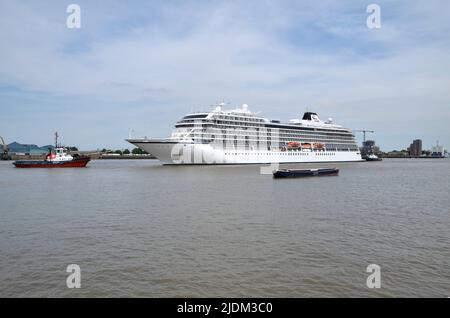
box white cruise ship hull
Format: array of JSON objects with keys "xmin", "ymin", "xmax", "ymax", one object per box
[{"xmin": 127, "ymin": 139, "xmax": 363, "ymax": 165}]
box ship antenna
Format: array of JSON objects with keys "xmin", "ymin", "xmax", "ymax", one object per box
[{"xmin": 55, "ymin": 131, "xmax": 59, "ymax": 148}]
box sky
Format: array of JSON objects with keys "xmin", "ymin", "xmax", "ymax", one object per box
[{"xmin": 0, "ymin": 0, "xmax": 449, "ymax": 151}]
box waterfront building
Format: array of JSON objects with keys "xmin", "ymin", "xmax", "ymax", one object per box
[
  {"xmin": 7, "ymin": 142, "xmax": 54, "ymax": 156},
  {"xmin": 408, "ymin": 139, "xmax": 422, "ymax": 157}
]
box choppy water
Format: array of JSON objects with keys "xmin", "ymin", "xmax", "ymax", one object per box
[{"xmin": 0, "ymin": 158, "xmax": 449, "ymax": 297}]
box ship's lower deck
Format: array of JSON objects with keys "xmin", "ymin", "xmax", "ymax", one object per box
[{"xmin": 127, "ymin": 140, "xmax": 363, "ymax": 165}]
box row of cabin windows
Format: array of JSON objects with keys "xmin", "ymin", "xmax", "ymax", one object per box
[
  {"xmin": 183, "ymin": 121, "xmax": 353, "ymax": 135},
  {"xmin": 176, "ymin": 125, "xmax": 354, "ymax": 141},
  {"xmin": 191, "ymin": 131, "xmax": 355, "ymax": 141},
  {"xmin": 216, "ymin": 115, "xmax": 264, "ymax": 123},
  {"xmin": 223, "ymin": 152, "xmax": 337, "ymax": 156},
  {"xmin": 182, "ymin": 126, "xmax": 354, "ymax": 138},
  {"xmin": 196, "ymin": 131, "xmax": 355, "ymax": 140},
  {"xmin": 212, "ymin": 123, "xmax": 351, "ymax": 135}
]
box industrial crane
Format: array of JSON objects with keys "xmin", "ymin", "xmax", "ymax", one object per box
[
  {"xmin": 1, "ymin": 135, "xmax": 9, "ymax": 160},
  {"xmin": 354, "ymin": 130, "xmax": 374, "ymax": 143}
]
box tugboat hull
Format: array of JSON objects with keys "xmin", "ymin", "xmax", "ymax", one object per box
[{"xmin": 13, "ymin": 157, "xmax": 90, "ymax": 168}]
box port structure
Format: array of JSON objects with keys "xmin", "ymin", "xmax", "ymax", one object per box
[
  {"xmin": 1, "ymin": 135, "xmax": 9, "ymax": 160},
  {"xmin": 354, "ymin": 130, "xmax": 375, "ymax": 143}
]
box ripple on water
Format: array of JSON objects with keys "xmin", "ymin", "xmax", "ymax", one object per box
[{"xmin": 0, "ymin": 159, "xmax": 449, "ymax": 297}]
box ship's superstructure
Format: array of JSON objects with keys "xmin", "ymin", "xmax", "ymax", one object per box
[{"xmin": 127, "ymin": 103, "xmax": 362, "ymax": 164}]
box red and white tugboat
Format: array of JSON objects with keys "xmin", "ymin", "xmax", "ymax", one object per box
[{"xmin": 13, "ymin": 132, "xmax": 90, "ymax": 168}]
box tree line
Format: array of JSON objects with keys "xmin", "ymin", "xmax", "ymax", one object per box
[{"xmin": 100, "ymin": 148, "xmax": 148, "ymax": 155}]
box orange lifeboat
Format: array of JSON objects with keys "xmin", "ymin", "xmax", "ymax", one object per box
[
  {"xmin": 301, "ymin": 143, "xmax": 312, "ymax": 149},
  {"xmin": 313, "ymin": 143, "xmax": 325, "ymax": 150},
  {"xmin": 287, "ymin": 141, "xmax": 301, "ymax": 149}
]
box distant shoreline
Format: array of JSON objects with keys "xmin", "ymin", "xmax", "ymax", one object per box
[
  {"xmin": 5, "ymin": 153, "xmax": 157, "ymax": 160},
  {"xmin": 380, "ymin": 155, "xmax": 448, "ymax": 159},
  {"xmin": 98, "ymin": 154, "xmax": 156, "ymax": 160}
]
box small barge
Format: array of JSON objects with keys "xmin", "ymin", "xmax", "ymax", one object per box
[{"xmin": 273, "ymin": 168, "xmax": 339, "ymax": 178}]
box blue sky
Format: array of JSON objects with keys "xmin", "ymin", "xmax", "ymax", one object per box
[{"xmin": 1, "ymin": 0, "xmax": 449, "ymax": 150}]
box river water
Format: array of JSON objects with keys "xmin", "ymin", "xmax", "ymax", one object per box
[{"xmin": 0, "ymin": 158, "xmax": 449, "ymax": 297}]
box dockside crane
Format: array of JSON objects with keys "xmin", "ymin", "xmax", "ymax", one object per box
[
  {"xmin": 1, "ymin": 135, "xmax": 9, "ymax": 160},
  {"xmin": 354, "ymin": 130, "xmax": 374, "ymax": 143}
]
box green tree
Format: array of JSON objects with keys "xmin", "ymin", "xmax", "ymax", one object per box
[
  {"xmin": 123, "ymin": 149, "xmax": 130, "ymax": 154},
  {"xmin": 114, "ymin": 150, "xmax": 123, "ymax": 155},
  {"xmin": 132, "ymin": 147, "xmax": 148, "ymax": 155}
]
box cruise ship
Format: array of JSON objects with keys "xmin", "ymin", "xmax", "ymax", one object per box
[{"xmin": 127, "ymin": 103, "xmax": 362, "ymax": 164}]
